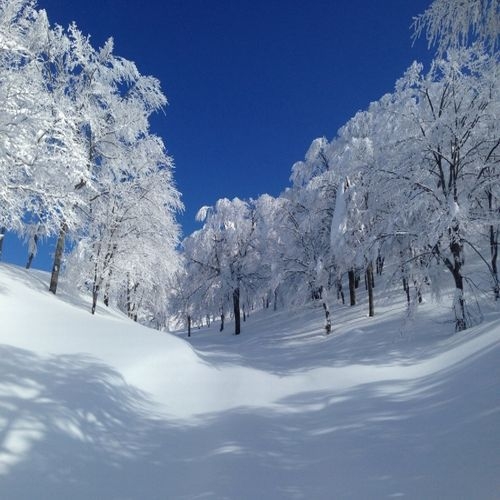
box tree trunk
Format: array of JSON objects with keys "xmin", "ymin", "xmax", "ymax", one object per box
[
  {"xmin": 0, "ymin": 227, "xmax": 5, "ymax": 260},
  {"xmin": 354, "ymin": 271, "xmax": 360, "ymax": 289},
  {"xmin": 126, "ymin": 274, "xmax": 132, "ymax": 317},
  {"xmin": 366, "ymin": 262, "xmax": 374, "ymax": 317},
  {"xmin": 126, "ymin": 281, "xmax": 139, "ymax": 320},
  {"xmin": 49, "ymin": 223, "xmax": 68, "ymax": 294},
  {"xmin": 487, "ymin": 191, "xmax": 499, "ymax": 300},
  {"xmin": 103, "ymin": 289, "xmax": 110, "ymax": 307},
  {"xmin": 102, "ymin": 243, "xmax": 116, "ymax": 307},
  {"xmin": 451, "ymin": 239, "xmax": 466, "ymax": 331},
  {"xmin": 220, "ymin": 312, "xmax": 225, "ymax": 332},
  {"xmin": 403, "ymin": 276, "xmax": 410, "ymax": 304},
  {"xmin": 337, "ymin": 280, "xmax": 345, "ymax": 305},
  {"xmin": 26, "ymin": 234, "xmax": 38, "ymax": 269},
  {"xmin": 376, "ymin": 253, "xmax": 384, "ymax": 275},
  {"xmin": 414, "ymin": 280, "xmax": 423, "ymax": 304},
  {"xmin": 233, "ymin": 286, "xmax": 241, "ymax": 335},
  {"xmin": 451, "ymin": 270, "xmax": 466, "ymax": 331},
  {"xmin": 91, "ymin": 258, "xmax": 103, "ymax": 315},
  {"xmin": 442, "ymin": 231, "xmax": 467, "ymax": 331},
  {"xmin": 273, "ymin": 287, "xmax": 279, "ymax": 311},
  {"xmin": 348, "ymin": 269, "xmax": 356, "ymax": 306},
  {"xmin": 323, "ymin": 302, "xmax": 331, "ymax": 334},
  {"xmin": 490, "ymin": 224, "xmax": 499, "ymax": 300},
  {"xmin": 103, "ymin": 268, "xmax": 112, "ymax": 307},
  {"xmin": 187, "ymin": 315, "xmax": 191, "ymax": 337},
  {"xmin": 91, "ymin": 284, "xmax": 99, "ymax": 315}
]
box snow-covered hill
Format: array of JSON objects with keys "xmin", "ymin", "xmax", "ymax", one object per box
[{"xmin": 0, "ymin": 263, "xmax": 499, "ymax": 499}]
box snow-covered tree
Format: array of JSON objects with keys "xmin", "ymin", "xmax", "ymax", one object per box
[
  {"xmin": 183, "ymin": 198, "xmax": 261, "ymax": 335},
  {"xmin": 0, "ymin": 1, "xmax": 183, "ymax": 325},
  {"xmin": 0, "ymin": 2, "xmax": 87, "ymax": 255},
  {"xmin": 66, "ymin": 135, "xmax": 181, "ymax": 317},
  {"xmin": 263, "ymin": 140, "xmax": 340, "ymax": 332},
  {"xmin": 375, "ymin": 47, "xmax": 499, "ymax": 329},
  {"xmin": 413, "ymin": 0, "xmax": 500, "ymax": 55}
]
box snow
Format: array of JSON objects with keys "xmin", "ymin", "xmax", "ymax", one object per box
[{"xmin": 1, "ymin": 263, "xmax": 499, "ymax": 499}]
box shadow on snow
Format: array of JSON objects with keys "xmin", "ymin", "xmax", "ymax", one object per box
[{"xmin": 0, "ymin": 340, "xmax": 498, "ymax": 500}]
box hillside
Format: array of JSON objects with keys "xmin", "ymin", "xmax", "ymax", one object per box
[{"xmin": 0, "ymin": 263, "xmax": 499, "ymax": 499}]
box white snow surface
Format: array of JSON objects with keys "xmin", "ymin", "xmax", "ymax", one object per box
[{"xmin": 0, "ymin": 263, "xmax": 499, "ymax": 499}]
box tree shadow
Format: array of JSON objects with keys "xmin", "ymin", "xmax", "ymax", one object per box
[
  {"xmin": 0, "ymin": 337, "xmax": 498, "ymax": 499},
  {"xmin": 159, "ymin": 340, "xmax": 499, "ymax": 499},
  {"xmin": 0, "ymin": 345, "xmax": 167, "ymax": 499}
]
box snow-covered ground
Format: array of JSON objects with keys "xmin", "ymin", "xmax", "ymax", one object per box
[{"xmin": 0, "ymin": 263, "xmax": 499, "ymax": 499}]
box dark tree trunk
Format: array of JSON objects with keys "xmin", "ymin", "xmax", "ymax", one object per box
[
  {"xmin": 91, "ymin": 260, "xmax": 100, "ymax": 315},
  {"xmin": 323, "ymin": 302, "xmax": 332, "ymax": 334},
  {"xmin": 490, "ymin": 224, "xmax": 499, "ymax": 300},
  {"xmin": 233, "ymin": 287, "xmax": 241, "ymax": 335},
  {"xmin": 337, "ymin": 280, "xmax": 345, "ymax": 305},
  {"xmin": 91, "ymin": 284, "xmax": 99, "ymax": 315},
  {"xmin": 220, "ymin": 313, "xmax": 225, "ymax": 332},
  {"xmin": 403, "ymin": 276, "xmax": 410, "ymax": 304},
  {"xmin": 26, "ymin": 234, "xmax": 38, "ymax": 269},
  {"xmin": 487, "ymin": 191, "xmax": 499, "ymax": 300},
  {"xmin": 348, "ymin": 269, "xmax": 356, "ymax": 306},
  {"xmin": 376, "ymin": 253, "xmax": 384, "ymax": 275},
  {"xmin": 103, "ymin": 271, "xmax": 111, "ymax": 306},
  {"xmin": 187, "ymin": 315, "xmax": 191, "ymax": 337},
  {"xmin": 413, "ymin": 280, "xmax": 423, "ymax": 304},
  {"xmin": 451, "ymin": 269, "xmax": 466, "ymax": 331},
  {"xmin": 354, "ymin": 271, "xmax": 360, "ymax": 289},
  {"xmin": 0, "ymin": 227, "xmax": 5, "ymax": 260},
  {"xmin": 126, "ymin": 274, "xmax": 132, "ymax": 318},
  {"xmin": 262, "ymin": 295, "xmax": 270, "ymax": 309},
  {"xmin": 440, "ymin": 231, "xmax": 467, "ymax": 331},
  {"xmin": 49, "ymin": 223, "xmax": 68, "ymax": 294},
  {"xmin": 126, "ymin": 280, "xmax": 139, "ymax": 320},
  {"xmin": 366, "ymin": 262, "xmax": 374, "ymax": 317},
  {"xmin": 102, "ymin": 244, "xmax": 116, "ymax": 308},
  {"xmin": 450, "ymin": 239, "xmax": 466, "ymax": 331},
  {"xmin": 417, "ymin": 287, "xmax": 423, "ymax": 304},
  {"xmin": 103, "ymin": 264, "xmax": 114, "ymax": 307}
]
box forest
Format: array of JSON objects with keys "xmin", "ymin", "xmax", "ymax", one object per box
[{"xmin": 0, "ymin": 0, "xmax": 498, "ymax": 333}]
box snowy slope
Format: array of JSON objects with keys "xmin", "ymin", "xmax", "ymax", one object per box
[{"xmin": 0, "ymin": 263, "xmax": 499, "ymax": 499}]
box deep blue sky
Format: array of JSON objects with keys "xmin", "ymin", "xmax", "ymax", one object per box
[{"xmin": 3, "ymin": 0, "xmax": 433, "ymax": 270}]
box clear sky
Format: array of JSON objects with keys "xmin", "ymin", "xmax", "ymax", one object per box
[{"xmin": 3, "ymin": 0, "xmax": 434, "ymax": 270}]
